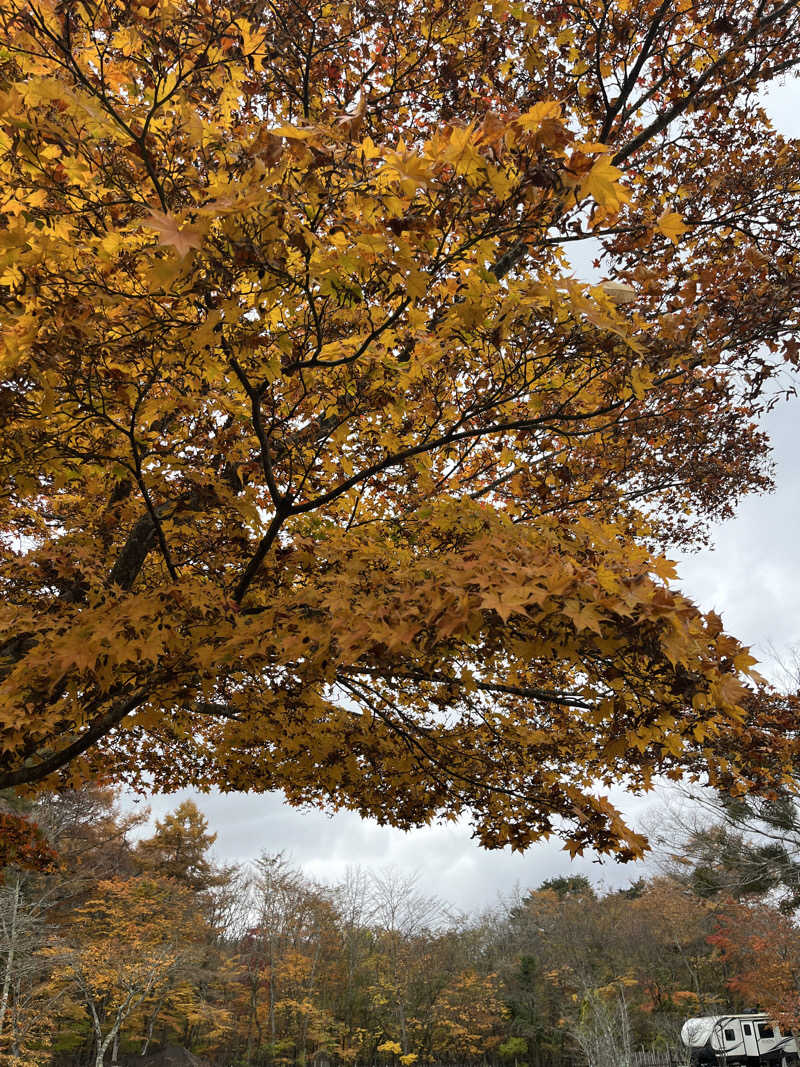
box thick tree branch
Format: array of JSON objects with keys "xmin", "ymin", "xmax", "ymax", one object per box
[
  {"xmin": 0, "ymin": 690, "xmax": 149, "ymax": 790},
  {"xmin": 337, "ymin": 666, "xmax": 596, "ymax": 710}
]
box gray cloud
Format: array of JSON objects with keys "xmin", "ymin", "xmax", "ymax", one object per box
[
  {"xmin": 130, "ymin": 788, "xmax": 653, "ymax": 912},
  {"xmin": 674, "ymin": 403, "xmax": 800, "ymax": 672}
]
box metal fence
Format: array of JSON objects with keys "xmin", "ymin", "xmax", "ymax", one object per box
[{"xmin": 630, "ymin": 1048, "xmax": 686, "ymax": 1067}]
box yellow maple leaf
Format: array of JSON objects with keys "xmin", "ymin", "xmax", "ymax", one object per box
[
  {"xmin": 651, "ymin": 556, "xmax": 678, "ymax": 582},
  {"xmin": 657, "ymin": 210, "xmax": 688, "ymax": 244},
  {"xmin": 580, "ymin": 156, "xmax": 630, "ymax": 211},
  {"xmin": 269, "ymin": 123, "xmax": 317, "ymax": 140},
  {"xmin": 563, "ymin": 838, "xmax": 585, "ymax": 858},
  {"xmin": 566, "ymin": 601, "xmax": 604, "ymax": 635},
  {"xmin": 516, "ymin": 101, "xmax": 562, "ymax": 130},
  {"xmin": 381, "ymin": 143, "xmax": 431, "ymax": 189}
]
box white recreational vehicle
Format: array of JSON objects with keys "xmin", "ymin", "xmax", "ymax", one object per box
[{"xmin": 681, "ymin": 1015, "xmax": 798, "ymax": 1067}]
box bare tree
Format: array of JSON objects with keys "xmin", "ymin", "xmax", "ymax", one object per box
[{"xmin": 569, "ymin": 983, "xmax": 634, "ymax": 1067}]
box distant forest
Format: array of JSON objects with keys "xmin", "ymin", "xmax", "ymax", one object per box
[{"xmin": 3, "ymin": 788, "xmax": 800, "ymax": 1067}]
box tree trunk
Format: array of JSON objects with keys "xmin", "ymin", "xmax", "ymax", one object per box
[
  {"xmin": 9, "ymin": 976, "xmax": 21, "ymax": 1059},
  {"xmin": 399, "ymin": 1004, "xmax": 408, "ymax": 1055},
  {"xmin": 97, "ymin": 1019, "xmax": 123, "ymax": 1067},
  {"xmin": 141, "ymin": 994, "xmax": 165, "ymax": 1055},
  {"xmin": 269, "ymin": 944, "xmax": 277, "ymax": 1046},
  {"xmin": 0, "ymin": 873, "xmax": 21, "ymax": 1038},
  {"xmin": 93, "ymin": 1001, "xmax": 128, "ymax": 1067}
]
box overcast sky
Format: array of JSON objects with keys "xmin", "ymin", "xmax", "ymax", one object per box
[{"xmin": 127, "ymin": 80, "xmax": 800, "ymax": 916}]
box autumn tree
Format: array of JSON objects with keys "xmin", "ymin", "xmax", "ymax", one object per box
[
  {"xmin": 330, "ymin": 867, "xmax": 379, "ymax": 1058},
  {"xmin": 429, "ymin": 969, "xmax": 507, "ymax": 1059},
  {"xmin": 0, "ymin": 788, "xmax": 147, "ymax": 1065},
  {"xmin": 44, "ymin": 876, "xmax": 203, "ymax": 1067},
  {"xmin": 135, "ymin": 799, "xmax": 233, "ymax": 900},
  {"xmin": 232, "ymin": 853, "xmax": 343, "ymax": 1064},
  {"xmin": 0, "ymin": 791, "xmax": 241, "ymax": 1061},
  {"xmin": 3, "ymin": 0, "xmax": 800, "ymax": 855},
  {"xmin": 708, "ymin": 900, "xmax": 800, "ymax": 1029},
  {"xmin": 364, "ymin": 869, "xmax": 451, "ymax": 1056},
  {"xmin": 0, "ymin": 866, "xmax": 58, "ymax": 1066}
]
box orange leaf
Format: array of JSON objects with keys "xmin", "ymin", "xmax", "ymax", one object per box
[{"xmin": 141, "ymin": 210, "xmax": 205, "ymax": 257}]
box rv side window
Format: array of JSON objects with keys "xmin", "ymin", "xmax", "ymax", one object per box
[
  {"xmin": 743, "ymin": 1025, "xmax": 753, "ymax": 1036},
  {"xmin": 724, "ymin": 1029, "xmax": 736, "ymax": 1041},
  {"xmin": 758, "ymin": 1024, "xmax": 775, "ymax": 1039}
]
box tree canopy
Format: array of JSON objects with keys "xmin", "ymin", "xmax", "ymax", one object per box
[{"xmin": 2, "ymin": 0, "xmax": 800, "ymax": 856}]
